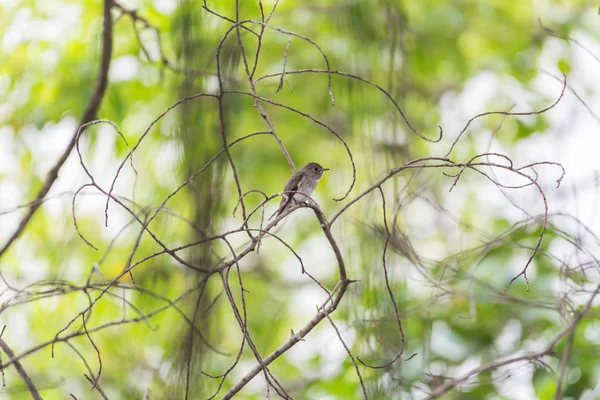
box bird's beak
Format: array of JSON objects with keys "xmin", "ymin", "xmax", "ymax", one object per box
[{"xmin": 322, "ymin": 168, "xmax": 330, "ymax": 171}]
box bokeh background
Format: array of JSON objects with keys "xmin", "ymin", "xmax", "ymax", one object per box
[{"xmin": 1, "ymin": 0, "xmax": 600, "ymax": 399}]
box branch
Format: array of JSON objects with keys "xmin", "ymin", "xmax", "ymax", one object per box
[
  {"xmin": 427, "ymin": 280, "xmax": 600, "ymax": 399},
  {"xmin": 0, "ymin": 0, "xmax": 114, "ymax": 259},
  {"xmin": 425, "ymin": 350, "xmax": 553, "ymax": 399},
  {"xmin": 222, "ymin": 206, "xmax": 350, "ymax": 398},
  {"xmin": 0, "ymin": 337, "xmax": 43, "ymax": 400}
]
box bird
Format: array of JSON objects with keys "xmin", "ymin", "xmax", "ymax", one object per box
[{"xmin": 275, "ymin": 162, "xmax": 329, "ymax": 217}]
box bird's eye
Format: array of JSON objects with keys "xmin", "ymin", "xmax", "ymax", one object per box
[{"xmin": 313, "ymin": 167, "xmax": 319, "ymax": 172}]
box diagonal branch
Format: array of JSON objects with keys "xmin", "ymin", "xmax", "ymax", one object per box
[
  {"xmin": 0, "ymin": 337, "xmax": 43, "ymax": 400},
  {"xmin": 222, "ymin": 204, "xmax": 350, "ymax": 399},
  {"xmin": 0, "ymin": 0, "xmax": 115, "ymax": 259}
]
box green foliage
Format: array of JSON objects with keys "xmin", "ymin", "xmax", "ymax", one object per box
[{"xmin": 0, "ymin": 0, "xmax": 597, "ymax": 399}]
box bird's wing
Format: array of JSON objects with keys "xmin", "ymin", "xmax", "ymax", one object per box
[
  {"xmin": 276, "ymin": 171, "xmax": 303, "ymax": 216},
  {"xmin": 283, "ymin": 171, "xmax": 303, "ymax": 193}
]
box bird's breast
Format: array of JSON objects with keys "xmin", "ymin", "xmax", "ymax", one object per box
[{"xmin": 293, "ymin": 178, "xmax": 318, "ymax": 203}]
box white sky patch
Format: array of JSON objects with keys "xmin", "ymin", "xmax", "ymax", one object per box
[
  {"xmin": 494, "ymin": 360, "xmax": 536, "ymax": 399},
  {"xmin": 450, "ymin": 355, "xmax": 482, "ymax": 392},
  {"xmin": 0, "ymin": 125, "xmax": 17, "ymax": 174},
  {"xmin": 431, "ymin": 321, "xmax": 468, "ymax": 361},
  {"xmin": 2, "ymin": 3, "xmax": 82, "ymax": 52},
  {"xmin": 287, "ymin": 284, "xmax": 332, "ymax": 319},
  {"xmin": 110, "ymin": 55, "xmax": 140, "ymax": 82},
  {"xmin": 26, "ymin": 117, "xmax": 78, "ymax": 176},
  {"xmin": 0, "ymin": 0, "xmax": 21, "ymax": 10},
  {"xmin": 494, "ymin": 318, "xmax": 522, "ymax": 354},
  {"xmin": 153, "ymin": 0, "xmax": 177, "ymax": 14},
  {"xmin": 40, "ymin": 48, "xmax": 59, "ymax": 70},
  {"xmin": 295, "ymin": 233, "xmax": 338, "ymax": 280}
]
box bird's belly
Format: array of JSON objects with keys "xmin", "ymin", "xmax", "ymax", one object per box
[
  {"xmin": 292, "ymin": 192, "xmax": 310, "ymax": 203},
  {"xmin": 293, "ymin": 180, "xmax": 317, "ymax": 203}
]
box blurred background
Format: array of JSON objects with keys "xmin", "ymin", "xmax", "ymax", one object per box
[{"xmin": 1, "ymin": 0, "xmax": 600, "ymax": 399}]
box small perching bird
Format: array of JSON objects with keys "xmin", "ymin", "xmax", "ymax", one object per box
[{"xmin": 275, "ymin": 162, "xmax": 329, "ymax": 217}]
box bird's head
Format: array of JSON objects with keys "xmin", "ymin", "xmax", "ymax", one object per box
[{"xmin": 302, "ymin": 162, "xmax": 329, "ymax": 178}]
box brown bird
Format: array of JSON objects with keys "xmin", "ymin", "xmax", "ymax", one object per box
[{"xmin": 275, "ymin": 162, "xmax": 329, "ymax": 217}]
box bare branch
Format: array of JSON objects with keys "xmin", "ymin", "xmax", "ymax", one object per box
[
  {"xmin": 0, "ymin": 0, "xmax": 115, "ymax": 259},
  {"xmin": 0, "ymin": 337, "xmax": 43, "ymax": 400}
]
